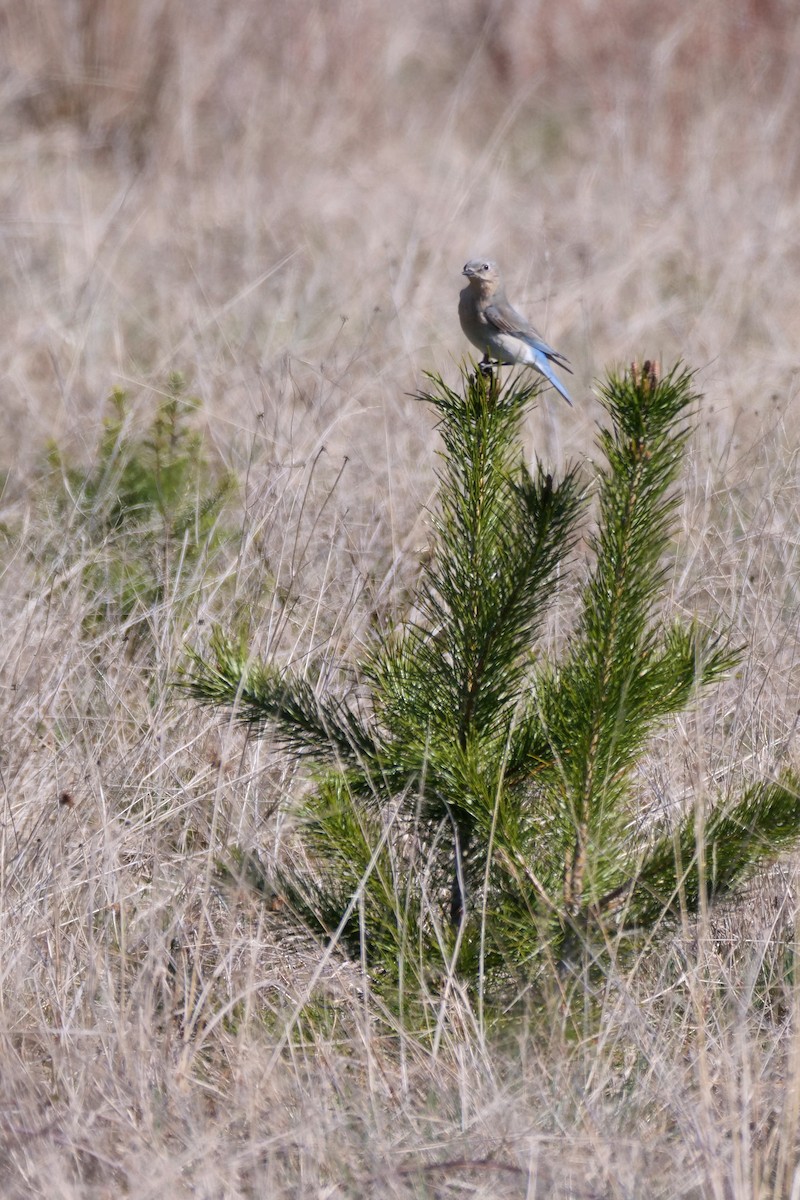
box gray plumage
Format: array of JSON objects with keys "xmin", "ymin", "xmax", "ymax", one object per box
[{"xmin": 458, "ymin": 259, "xmax": 573, "ymax": 406}]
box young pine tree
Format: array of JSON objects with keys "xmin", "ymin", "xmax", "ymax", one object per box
[{"xmin": 186, "ymin": 362, "xmax": 800, "ymax": 1002}]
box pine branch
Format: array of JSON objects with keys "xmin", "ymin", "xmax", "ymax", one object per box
[
  {"xmin": 375, "ymin": 370, "xmax": 583, "ymax": 747},
  {"xmin": 183, "ymin": 629, "xmax": 381, "ymax": 767},
  {"xmin": 549, "ymin": 365, "xmax": 701, "ymax": 911},
  {"xmin": 615, "ymin": 773, "xmax": 800, "ymax": 927}
]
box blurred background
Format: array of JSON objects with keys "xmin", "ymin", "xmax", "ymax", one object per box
[
  {"xmin": 2, "ymin": 9, "xmax": 800, "ymax": 1193},
  {"xmin": 2, "ymin": 0, "xmax": 799, "ymax": 479}
]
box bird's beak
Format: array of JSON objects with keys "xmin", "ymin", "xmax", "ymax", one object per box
[{"xmin": 462, "ymin": 265, "xmax": 473, "ymax": 277}]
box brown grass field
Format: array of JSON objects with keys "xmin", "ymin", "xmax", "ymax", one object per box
[{"xmin": 1, "ymin": 1, "xmax": 800, "ymax": 1195}]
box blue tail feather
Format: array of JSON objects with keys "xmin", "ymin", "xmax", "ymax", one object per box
[{"xmin": 530, "ymin": 348, "xmax": 573, "ymax": 407}]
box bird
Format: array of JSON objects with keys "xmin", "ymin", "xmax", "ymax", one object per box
[{"xmin": 458, "ymin": 259, "xmax": 573, "ymax": 405}]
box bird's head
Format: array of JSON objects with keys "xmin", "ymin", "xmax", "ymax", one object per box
[{"xmin": 462, "ymin": 259, "xmax": 501, "ymax": 291}]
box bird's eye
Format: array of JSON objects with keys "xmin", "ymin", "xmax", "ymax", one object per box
[{"xmin": 482, "ymin": 262, "xmax": 490, "ymax": 270}]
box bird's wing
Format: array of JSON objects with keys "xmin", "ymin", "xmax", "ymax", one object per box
[{"xmin": 484, "ymin": 302, "xmax": 572, "ymax": 373}]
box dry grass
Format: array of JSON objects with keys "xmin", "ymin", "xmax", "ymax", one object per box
[{"xmin": 1, "ymin": 1, "xmax": 800, "ymax": 1195}]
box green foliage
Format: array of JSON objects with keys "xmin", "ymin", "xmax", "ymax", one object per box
[
  {"xmin": 47, "ymin": 374, "xmax": 235, "ymax": 640},
  {"xmin": 185, "ymin": 362, "xmax": 800, "ymax": 1010}
]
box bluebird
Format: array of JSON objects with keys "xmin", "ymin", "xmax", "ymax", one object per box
[{"xmin": 458, "ymin": 259, "xmax": 573, "ymax": 405}]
